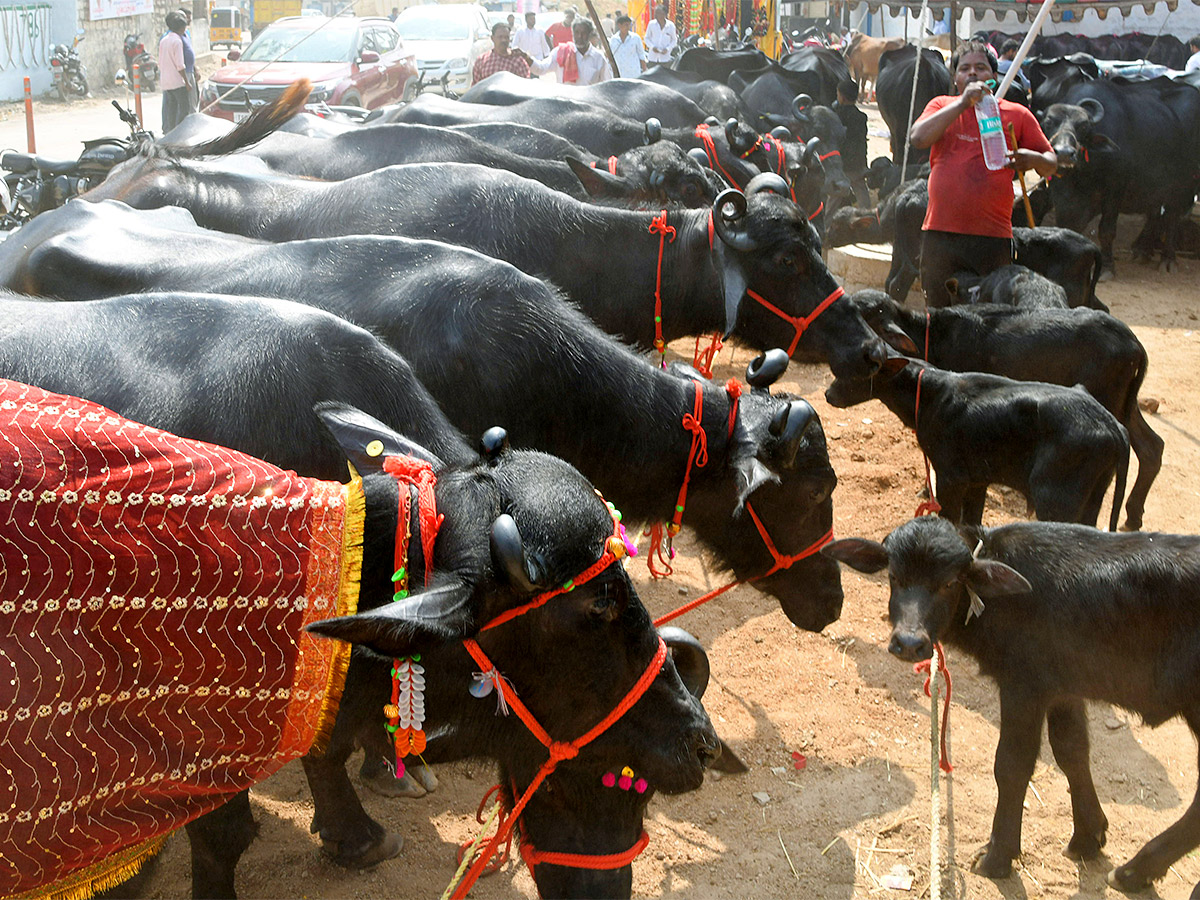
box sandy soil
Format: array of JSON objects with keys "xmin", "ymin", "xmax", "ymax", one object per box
[{"xmin": 117, "ymin": 107, "xmax": 1200, "ymax": 900}]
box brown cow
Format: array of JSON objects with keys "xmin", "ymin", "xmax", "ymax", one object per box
[{"xmin": 843, "ymin": 33, "xmax": 906, "ymax": 98}]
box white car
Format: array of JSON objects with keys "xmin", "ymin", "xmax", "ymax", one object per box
[{"xmin": 393, "ymin": 3, "xmax": 492, "ymax": 95}]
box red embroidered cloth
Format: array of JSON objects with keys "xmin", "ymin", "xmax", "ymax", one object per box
[{"xmin": 0, "ymin": 380, "xmax": 364, "ymax": 900}]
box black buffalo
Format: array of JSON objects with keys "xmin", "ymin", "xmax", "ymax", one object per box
[
  {"xmin": 1025, "ymin": 53, "xmax": 1099, "ymax": 112},
  {"xmin": 639, "ymin": 65, "xmax": 752, "ymax": 121},
  {"xmin": 844, "ymin": 289, "xmax": 1162, "ymax": 530},
  {"xmin": 3, "ymin": 199, "xmax": 845, "ymax": 632},
  {"xmin": 875, "ymin": 45, "xmax": 951, "ymax": 166},
  {"xmin": 825, "ymin": 514, "xmax": 1200, "ymax": 891},
  {"xmin": 675, "ymin": 45, "xmax": 770, "ymax": 83},
  {"xmin": 0, "ymin": 291, "xmax": 719, "ymax": 899}
]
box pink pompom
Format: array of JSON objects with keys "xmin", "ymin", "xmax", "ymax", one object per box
[
  {"xmin": 394, "ymin": 759, "xmax": 406, "ymax": 779},
  {"xmin": 601, "ymin": 772, "xmax": 616, "ymax": 788},
  {"xmin": 618, "ymin": 775, "xmax": 633, "ymax": 790},
  {"xmin": 634, "ymin": 778, "xmax": 648, "ymax": 794}
]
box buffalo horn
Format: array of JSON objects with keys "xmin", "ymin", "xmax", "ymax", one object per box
[
  {"xmin": 802, "ymin": 136, "xmax": 821, "ymax": 166},
  {"xmin": 703, "ymin": 115, "xmax": 720, "ymax": 127},
  {"xmin": 791, "ymin": 93, "xmax": 813, "ymax": 121},
  {"xmin": 770, "ymin": 399, "xmax": 817, "ymax": 447},
  {"xmin": 650, "ymin": 170, "xmax": 666, "ymax": 188},
  {"xmin": 658, "ymin": 625, "xmax": 710, "ymax": 699},
  {"xmin": 712, "ymin": 189, "xmax": 758, "ymax": 252},
  {"xmin": 490, "ymin": 514, "xmax": 541, "ymax": 593},
  {"xmin": 480, "ymin": 426, "xmax": 508, "ymax": 463},
  {"xmin": 643, "ymin": 117, "xmax": 663, "ymax": 145},
  {"xmin": 745, "ymin": 172, "xmax": 791, "ymax": 198},
  {"xmin": 1079, "ymin": 97, "xmax": 1104, "ymax": 123},
  {"xmin": 724, "ymin": 117, "xmax": 755, "ymax": 154},
  {"xmin": 687, "ymin": 147, "xmax": 711, "ymax": 168},
  {"xmin": 746, "ymin": 348, "xmax": 790, "ymax": 390},
  {"xmin": 769, "ymin": 125, "xmax": 793, "ymax": 142}
]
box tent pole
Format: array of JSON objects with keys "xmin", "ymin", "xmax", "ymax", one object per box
[
  {"xmin": 995, "ymin": 0, "xmax": 1056, "ymax": 100},
  {"xmin": 949, "ymin": 0, "xmax": 956, "ymax": 57}
]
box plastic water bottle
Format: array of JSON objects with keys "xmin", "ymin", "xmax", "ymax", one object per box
[{"xmin": 974, "ymin": 89, "xmax": 1009, "ymax": 171}]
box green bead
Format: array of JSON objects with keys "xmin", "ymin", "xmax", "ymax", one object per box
[
  {"xmin": 564, "ymin": 579, "xmax": 574, "ymax": 591},
  {"xmin": 675, "ymin": 504, "xmax": 685, "ymax": 513},
  {"xmin": 654, "ymin": 316, "xmax": 662, "ymax": 323},
  {"xmin": 614, "ymin": 509, "xmax": 622, "ymax": 522},
  {"xmin": 391, "ymin": 567, "xmax": 406, "ymax": 582},
  {"xmin": 412, "ymin": 654, "xmax": 421, "ymax": 662},
  {"xmin": 393, "ymin": 590, "xmax": 408, "ymax": 602},
  {"xmin": 385, "ymin": 723, "xmax": 398, "ymax": 733}
]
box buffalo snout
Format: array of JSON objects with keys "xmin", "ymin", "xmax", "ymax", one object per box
[{"xmin": 888, "ymin": 628, "xmax": 932, "ymax": 662}]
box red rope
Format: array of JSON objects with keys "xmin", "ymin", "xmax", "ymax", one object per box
[
  {"xmin": 691, "ymin": 332, "xmax": 724, "ymax": 378},
  {"xmin": 913, "ymin": 642, "xmax": 954, "ymax": 773},
  {"xmin": 817, "ymin": 149, "xmax": 840, "ymax": 161},
  {"xmin": 452, "ymin": 638, "xmax": 668, "ymax": 898},
  {"xmin": 521, "ymin": 829, "xmax": 651, "ymax": 871},
  {"xmin": 649, "ymin": 209, "xmax": 677, "ymax": 366},
  {"xmin": 724, "ymin": 379, "xmax": 741, "ymax": 441},
  {"xmin": 646, "ymin": 381, "xmax": 709, "ymax": 576},
  {"xmin": 807, "ymin": 199, "xmax": 824, "ymax": 222},
  {"xmin": 913, "ymin": 365, "xmax": 942, "ymax": 517},
  {"xmin": 607, "ymin": 155, "xmax": 618, "ymax": 175},
  {"xmin": 694, "ymin": 123, "xmax": 742, "ymax": 188},
  {"xmin": 383, "ymin": 455, "xmax": 442, "ymax": 586},
  {"xmin": 743, "ymin": 285, "xmax": 844, "ymax": 356}
]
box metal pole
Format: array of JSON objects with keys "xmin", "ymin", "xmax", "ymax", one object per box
[
  {"xmin": 23, "ymin": 77, "xmax": 35, "ymax": 153},
  {"xmin": 995, "ymin": 0, "xmax": 1056, "ymax": 101},
  {"xmin": 132, "ymin": 63, "xmax": 144, "ymax": 128}
]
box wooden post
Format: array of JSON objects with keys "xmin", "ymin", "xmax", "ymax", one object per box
[
  {"xmin": 584, "ymin": 0, "xmax": 621, "ymax": 78},
  {"xmin": 23, "ymin": 77, "xmax": 34, "ymax": 153},
  {"xmin": 948, "ymin": 0, "xmax": 957, "ymax": 58},
  {"xmin": 132, "ymin": 63, "xmax": 144, "ymax": 128}
]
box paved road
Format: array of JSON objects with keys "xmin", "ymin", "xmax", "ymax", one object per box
[{"xmin": 0, "ymin": 92, "xmax": 164, "ymax": 161}]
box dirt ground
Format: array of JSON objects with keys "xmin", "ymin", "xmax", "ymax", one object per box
[{"xmin": 117, "ymin": 106, "xmax": 1200, "ymax": 900}]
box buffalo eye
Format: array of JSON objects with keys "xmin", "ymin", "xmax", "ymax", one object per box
[
  {"xmin": 681, "ymin": 181, "xmax": 700, "ymax": 201},
  {"xmin": 777, "ymin": 253, "xmax": 795, "ymax": 269},
  {"xmin": 587, "ymin": 583, "xmax": 621, "ymax": 623}
]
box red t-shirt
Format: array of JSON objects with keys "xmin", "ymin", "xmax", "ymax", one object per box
[
  {"xmin": 545, "ymin": 22, "xmax": 572, "ymax": 48},
  {"xmin": 921, "ymin": 95, "xmax": 1052, "ymax": 239}
]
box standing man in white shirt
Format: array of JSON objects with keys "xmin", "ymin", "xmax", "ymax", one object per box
[
  {"xmin": 526, "ymin": 18, "xmax": 612, "ymax": 84},
  {"xmin": 1185, "ymin": 35, "xmax": 1200, "ymax": 73},
  {"xmin": 644, "ymin": 4, "xmax": 677, "ymax": 64},
  {"xmin": 512, "ymin": 11, "xmax": 550, "ymax": 59},
  {"xmin": 609, "ymin": 14, "xmax": 646, "ymax": 77}
]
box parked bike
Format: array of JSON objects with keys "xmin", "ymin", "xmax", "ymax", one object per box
[
  {"xmin": 115, "ymin": 33, "xmax": 159, "ymax": 92},
  {"xmin": 0, "ymin": 101, "xmax": 152, "ymax": 229},
  {"xmin": 51, "ymin": 30, "xmax": 89, "ymax": 101}
]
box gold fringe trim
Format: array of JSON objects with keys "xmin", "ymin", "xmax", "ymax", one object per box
[
  {"xmin": 10, "ymin": 832, "xmax": 171, "ymax": 900},
  {"xmin": 309, "ymin": 472, "xmax": 365, "ymax": 756}
]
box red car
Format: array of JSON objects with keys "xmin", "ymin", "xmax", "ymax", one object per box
[{"xmin": 201, "ymin": 15, "xmax": 417, "ymax": 121}]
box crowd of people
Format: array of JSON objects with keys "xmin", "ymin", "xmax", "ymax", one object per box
[{"xmin": 471, "ymin": 3, "xmax": 680, "ymax": 85}]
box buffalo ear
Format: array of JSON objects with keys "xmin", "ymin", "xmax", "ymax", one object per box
[
  {"xmin": 944, "ymin": 276, "xmax": 959, "ymax": 298},
  {"xmin": 1088, "ymin": 133, "xmax": 1118, "ymax": 152},
  {"xmin": 963, "ymin": 558, "xmax": 1031, "ymax": 599},
  {"xmin": 734, "ymin": 455, "xmax": 779, "ymax": 508},
  {"xmin": 567, "ymin": 155, "xmax": 624, "ymax": 196},
  {"xmin": 306, "ymin": 578, "xmax": 477, "ymax": 657},
  {"xmin": 882, "ymin": 324, "xmax": 920, "ymax": 356},
  {"xmin": 821, "ymin": 537, "xmax": 889, "ymax": 573},
  {"xmin": 314, "ymin": 401, "xmax": 443, "ymax": 476}
]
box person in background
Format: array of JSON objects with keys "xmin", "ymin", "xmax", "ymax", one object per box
[
  {"xmin": 176, "ymin": 7, "xmax": 198, "ymax": 108},
  {"xmin": 997, "ymin": 38, "xmax": 1030, "ymax": 91},
  {"xmin": 609, "ymin": 13, "xmax": 646, "ymax": 76},
  {"xmin": 507, "ymin": 13, "xmax": 516, "ymax": 30},
  {"xmin": 601, "ymin": 10, "xmax": 615, "ymax": 35},
  {"xmin": 908, "ymin": 40, "xmax": 1057, "ymax": 307},
  {"xmin": 389, "ymin": 6, "xmax": 399, "ymax": 20},
  {"xmin": 544, "ymin": 8, "xmax": 575, "ymax": 48},
  {"xmin": 513, "ymin": 10, "xmax": 550, "ymax": 58},
  {"xmin": 158, "ymin": 11, "xmax": 190, "ymax": 134},
  {"xmin": 1185, "ymin": 34, "xmax": 1200, "ymax": 73},
  {"xmin": 644, "ymin": 3, "xmax": 677, "ymax": 63},
  {"xmin": 472, "ymin": 22, "xmax": 531, "ymax": 84},
  {"xmin": 833, "ymin": 79, "xmax": 870, "ymax": 206},
  {"xmin": 527, "ymin": 17, "xmax": 611, "ymax": 83}
]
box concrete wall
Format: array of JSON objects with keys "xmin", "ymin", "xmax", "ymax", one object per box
[
  {"xmin": 0, "ymin": 1, "xmax": 77, "ymax": 99},
  {"xmin": 75, "ymin": 0, "xmax": 209, "ymax": 95}
]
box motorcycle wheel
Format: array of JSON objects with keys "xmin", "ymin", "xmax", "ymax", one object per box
[
  {"xmin": 56, "ymin": 81, "xmax": 67, "ymax": 102},
  {"xmin": 72, "ymin": 74, "xmax": 88, "ymax": 97}
]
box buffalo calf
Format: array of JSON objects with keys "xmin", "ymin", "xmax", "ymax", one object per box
[
  {"xmin": 946, "ymin": 264, "xmax": 1069, "ymax": 309},
  {"xmin": 825, "ymin": 356, "xmax": 1129, "ymax": 529},
  {"xmin": 824, "ymin": 515, "xmax": 1200, "ymax": 892}
]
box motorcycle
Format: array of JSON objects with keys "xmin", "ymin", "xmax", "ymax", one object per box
[
  {"xmin": 0, "ymin": 101, "xmax": 153, "ymax": 229},
  {"xmin": 116, "ymin": 33, "xmax": 158, "ymax": 92},
  {"xmin": 51, "ymin": 30, "xmax": 89, "ymax": 101}
]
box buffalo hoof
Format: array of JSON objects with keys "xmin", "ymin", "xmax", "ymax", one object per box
[
  {"xmin": 360, "ymin": 767, "xmax": 426, "ymax": 799},
  {"xmin": 971, "ymin": 844, "xmax": 1014, "ymax": 879},
  {"xmin": 411, "ymin": 764, "xmax": 439, "ymax": 793},
  {"xmin": 1107, "ymin": 862, "xmax": 1152, "ymax": 892},
  {"xmin": 323, "ymin": 831, "xmax": 404, "ymax": 869},
  {"xmin": 1064, "ymin": 828, "xmax": 1106, "ymax": 860},
  {"xmin": 1120, "ymin": 518, "xmax": 1143, "ymax": 532},
  {"xmin": 1159, "ymin": 258, "xmax": 1178, "ymax": 274},
  {"xmin": 1097, "ymin": 269, "xmax": 1115, "ymax": 283}
]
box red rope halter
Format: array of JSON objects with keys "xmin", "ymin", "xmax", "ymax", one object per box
[
  {"xmin": 694, "ymin": 122, "xmax": 742, "ymax": 188},
  {"xmin": 649, "ymin": 209, "xmax": 677, "ymax": 366},
  {"xmin": 589, "ymin": 156, "xmax": 619, "ymax": 175},
  {"xmin": 450, "ymin": 505, "xmax": 666, "ymax": 898},
  {"xmin": 743, "ymin": 285, "xmax": 845, "ymax": 357},
  {"xmin": 913, "ymin": 642, "xmax": 954, "ymax": 772}
]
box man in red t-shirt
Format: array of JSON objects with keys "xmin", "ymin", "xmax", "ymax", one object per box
[
  {"xmin": 545, "ymin": 8, "xmax": 576, "ymax": 48},
  {"xmin": 909, "ymin": 41, "xmax": 1057, "ymax": 306}
]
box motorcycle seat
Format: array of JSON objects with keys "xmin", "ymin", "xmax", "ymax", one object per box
[
  {"xmin": 1, "ymin": 152, "xmax": 35, "ymax": 174},
  {"xmin": 34, "ymin": 157, "xmax": 80, "ymax": 176}
]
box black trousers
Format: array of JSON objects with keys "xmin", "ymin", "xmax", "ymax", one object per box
[{"xmin": 920, "ymin": 229, "xmax": 1013, "ymax": 308}]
